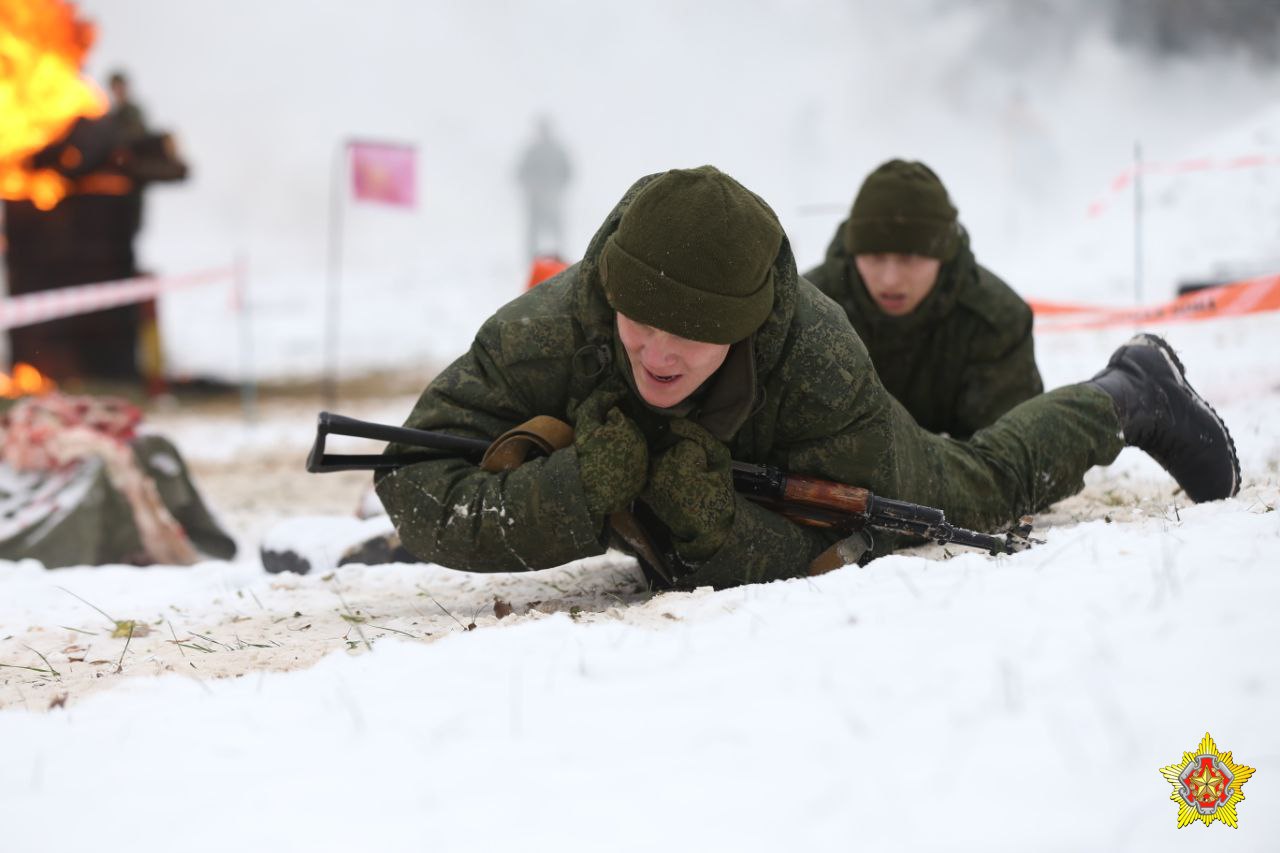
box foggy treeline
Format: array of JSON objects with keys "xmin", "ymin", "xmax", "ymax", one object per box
[
  {"xmin": 1113, "ymin": 0, "xmax": 1280, "ymax": 62},
  {"xmin": 948, "ymin": 0, "xmax": 1280, "ymax": 65}
]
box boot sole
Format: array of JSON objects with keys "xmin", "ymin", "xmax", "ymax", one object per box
[{"xmin": 1132, "ymin": 333, "xmax": 1241, "ymax": 499}]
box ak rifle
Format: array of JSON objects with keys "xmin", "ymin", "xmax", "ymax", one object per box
[{"xmin": 306, "ymin": 411, "xmax": 1034, "ymax": 556}]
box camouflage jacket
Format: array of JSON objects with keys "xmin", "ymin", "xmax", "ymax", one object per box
[
  {"xmin": 803, "ymin": 225, "xmax": 1042, "ymax": 438},
  {"xmin": 376, "ymin": 174, "xmax": 912, "ymax": 589}
]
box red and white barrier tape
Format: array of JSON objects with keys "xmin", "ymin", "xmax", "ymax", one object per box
[
  {"xmin": 0, "ymin": 267, "xmax": 236, "ymax": 331},
  {"xmin": 1087, "ymin": 153, "xmax": 1280, "ymax": 217}
]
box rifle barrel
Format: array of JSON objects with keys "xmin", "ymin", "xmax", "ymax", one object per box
[{"xmin": 309, "ymin": 412, "xmax": 1027, "ymax": 555}]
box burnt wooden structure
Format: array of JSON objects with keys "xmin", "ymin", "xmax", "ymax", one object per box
[{"xmin": 4, "ymin": 115, "xmax": 187, "ymax": 383}]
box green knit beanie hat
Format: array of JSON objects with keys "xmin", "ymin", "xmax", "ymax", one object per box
[
  {"xmin": 601, "ymin": 165, "xmax": 782, "ymax": 344},
  {"xmin": 843, "ymin": 159, "xmax": 960, "ymax": 260}
]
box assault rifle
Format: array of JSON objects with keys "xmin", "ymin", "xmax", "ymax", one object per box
[{"xmin": 306, "ymin": 411, "xmax": 1035, "ymax": 557}]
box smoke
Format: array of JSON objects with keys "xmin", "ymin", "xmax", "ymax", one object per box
[
  {"xmin": 941, "ymin": 0, "xmax": 1280, "ymax": 66},
  {"xmin": 62, "ymin": 0, "xmax": 1280, "ymax": 379},
  {"xmin": 1110, "ymin": 0, "xmax": 1280, "ymax": 64}
]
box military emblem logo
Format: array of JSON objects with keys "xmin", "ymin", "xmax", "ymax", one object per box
[{"xmin": 1160, "ymin": 732, "xmax": 1255, "ymax": 828}]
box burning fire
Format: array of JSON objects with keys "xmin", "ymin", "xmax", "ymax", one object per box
[
  {"xmin": 0, "ymin": 0, "xmax": 106, "ymax": 210},
  {"xmin": 1, "ymin": 362, "xmax": 58, "ymax": 397}
]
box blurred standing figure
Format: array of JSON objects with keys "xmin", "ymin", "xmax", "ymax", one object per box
[
  {"xmin": 516, "ymin": 116, "xmax": 572, "ymax": 262},
  {"xmin": 107, "ymin": 70, "xmax": 148, "ymax": 144},
  {"xmin": 105, "ymin": 69, "xmax": 161, "ymax": 390}
]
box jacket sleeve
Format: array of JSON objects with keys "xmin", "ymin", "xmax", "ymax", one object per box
[
  {"xmin": 676, "ymin": 495, "xmax": 837, "ymax": 589},
  {"xmin": 374, "ymin": 316, "xmax": 606, "ymax": 573},
  {"xmin": 953, "ymin": 307, "xmax": 1044, "ymax": 437}
]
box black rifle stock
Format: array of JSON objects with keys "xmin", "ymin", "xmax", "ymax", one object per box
[{"xmin": 307, "ymin": 411, "xmax": 1034, "ymax": 556}]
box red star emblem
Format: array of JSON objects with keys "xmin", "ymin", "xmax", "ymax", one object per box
[{"xmin": 1180, "ymin": 756, "xmax": 1233, "ymax": 809}]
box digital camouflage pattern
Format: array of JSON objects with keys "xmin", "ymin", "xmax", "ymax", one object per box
[
  {"xmin": 641, "ymin": 417, "xmax": 737, "ymax": 562},
  {"xmin": 376, "ymin": 172, "xmax": 1124, "ymax": 589},
  {"xmin": 571, "ymin": 376, "xmax": 649, "ymax": 517},
  {"xmin": 804, "ymin": 226, "xmax": 1043, "ymax": 438}
]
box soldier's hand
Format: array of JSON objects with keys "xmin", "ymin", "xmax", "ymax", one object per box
[
  {"xmin": 641, "ymin": 418, "xmax": 735, "ymax": 562},
  {"xmin": 572, "ymin": 380, "xmax": 648, "ymax": 518}
]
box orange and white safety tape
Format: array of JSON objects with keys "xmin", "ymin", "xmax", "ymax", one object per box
[{"xmin": 1031, "ymin": 272, "xmax": 1280, "ymax": 331}]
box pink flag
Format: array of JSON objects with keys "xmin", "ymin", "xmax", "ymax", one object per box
[{"xmin": 349, "ymin": 141, "xmax": 416, "ymax": 207}]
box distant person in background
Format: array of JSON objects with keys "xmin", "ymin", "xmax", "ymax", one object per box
[
  {"xmin": 105, "ymin": 69, "xmax": 164, "ymax": 389},
  {"xmin": 104, "ymin": 69, "xmax": 150, "ymax": 244},
  {"xmin": 107, "ymin": 70, "xmax": 148, "ymax": 145},
  {"xmin": 516, "ymin": 116, "xmax": 573, "ymax": 263},
  {"xmin": 804, "ymin": 159, "xmax": 1042, "ymax": 439}
]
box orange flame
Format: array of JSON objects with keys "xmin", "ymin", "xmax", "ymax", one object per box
[
  {"xmin": 1, "ymin": 362, "xmax": 59, "ymax": 397},
  {"xmin": 0, "ymin": 0, "xmax": 107, "ymax": 210}
]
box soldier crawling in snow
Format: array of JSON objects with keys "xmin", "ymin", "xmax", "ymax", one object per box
[
  {"xmin": 375, "ymin": 166, "xmax": 1239, "ymax": 590},
  {"xmin": 804, "ymin": 159, "xmax": 1042, "ymax": 438}
]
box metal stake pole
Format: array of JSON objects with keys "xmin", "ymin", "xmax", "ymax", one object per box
[
  {"xmin": 235, "ymin": 254, "xmax": 257, "ymax": 422},
  {"xmin": 1134, "ymin": 140, "xmax": 1144, "ymax": 306},
  {"xmin": 323, "ymin": 141, "xmax": 347, "ymax": 408}
]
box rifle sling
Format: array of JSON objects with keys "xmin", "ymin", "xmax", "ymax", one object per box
[{"xmin": 479, "ymin": 416, "xmax": 575, "ymax": 472}]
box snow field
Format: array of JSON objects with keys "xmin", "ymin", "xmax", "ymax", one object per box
[{"xmin": 1, "ymin": 493, "xmax": 1277, "ymax": 851}]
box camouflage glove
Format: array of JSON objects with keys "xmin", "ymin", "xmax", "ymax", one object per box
[
  {"xmin": 572, "ymin": 380, "xmax": 649, "ymax": 518},
  {"xmin": 641, "ymin": 418, "xmax": 735, "ymax": 563}
]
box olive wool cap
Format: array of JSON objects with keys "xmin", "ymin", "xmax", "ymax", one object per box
[
  {"xmin": 844, "ymin": 159, "xmax": 960, "ymax": 261},
  {"xmin": 601, "ymin": 165, "xmax": 782, "ymax": 344}
]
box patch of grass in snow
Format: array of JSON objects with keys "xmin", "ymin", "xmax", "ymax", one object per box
[
  {"xmin": 0, "ymin": 645, "xmax": 61, "ymax": 679},
  {"xmin": 56, "ymin": 586, "xmax": 152, "ymax": 640},
  {"xmin": 335, "ymin": 589, "xmax": 373, "ymax": 651}
]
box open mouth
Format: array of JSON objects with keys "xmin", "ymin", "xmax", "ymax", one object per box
[
  {"xmin": 875, "ymin": 293, "xmax": 912, "ymax": 313},
  {"xmin": 643, "ymin": 366, "xmax": 681, "ymax": 385}
]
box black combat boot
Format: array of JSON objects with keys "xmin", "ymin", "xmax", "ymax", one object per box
[{"xmin": 1088, "ymin": 333, "xmax": 1240, "ymax": 502}]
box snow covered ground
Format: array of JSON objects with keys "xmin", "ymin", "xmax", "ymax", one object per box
[
  {"xmin": 2, "ymin": 317, "xmax": 1277, "ymax": 853},
  {"xmin": 4, "ymin": 2, "xmax": 1280, "ymax": 850}
]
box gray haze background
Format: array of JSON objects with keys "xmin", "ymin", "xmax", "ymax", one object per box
[{"xmin": 72, "ymin": 0, "xmax": 1280, "ymax": 379}]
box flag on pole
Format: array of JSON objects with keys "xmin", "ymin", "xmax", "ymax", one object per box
[
  {"xmin": 324, "ymin": 138, "xmax": 416, "ymax": 407},
  {"xmin": 349, "ymin": 140, "xmax": 416, "ymax": 207}
]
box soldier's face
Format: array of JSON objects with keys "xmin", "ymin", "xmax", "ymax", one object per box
[
  {"xmin": 616, "ymin": 313, "xmax": 731, "ymax": 408},
  {"xmin": 854, "ymin": 253, "xmax": 942, "ymax": 316}
]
